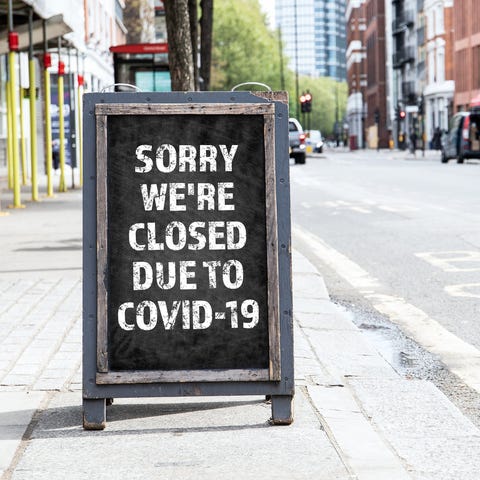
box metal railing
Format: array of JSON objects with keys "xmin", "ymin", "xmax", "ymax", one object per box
[
  {"xmin": 392, "ymin": 10, "xmax": 415, "ymax": 34},
  {"xmin": 393, "ymin": 47, "xmax": 415, "ymax": 68}
]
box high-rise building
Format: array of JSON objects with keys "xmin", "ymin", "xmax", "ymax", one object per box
[{"xmin": 275, "ymin": 0, "xmax": 347, "ymax": 81}]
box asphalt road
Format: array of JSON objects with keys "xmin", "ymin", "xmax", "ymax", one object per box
[{"xmin": 290, "ymin": 148, "xmax": 480, "ymax": 413}]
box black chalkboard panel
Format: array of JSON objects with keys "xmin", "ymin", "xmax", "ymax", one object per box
[{"xmin": 104, "ymin": 113, "xmax": 270, "ymax": 372}]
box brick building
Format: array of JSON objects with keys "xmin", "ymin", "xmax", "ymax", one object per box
[
  {"xmin": 364, "ymin": 0, "xmax": 388, "ymax": 148},
  {"xmin": 346, "ymin": 0, "xmax": 388, "ymax": 149},
  {"xmin": 453, "ymin": 0, "xmax": 480, "ymax": 111},
  {"xmin": 346, "ymin": 0, "xmax": 367, "ymax": 148}
]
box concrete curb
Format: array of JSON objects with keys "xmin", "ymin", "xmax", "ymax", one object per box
[{"xmin": 292, "ymin": 248, "xmax": 480, "ymax": 480}]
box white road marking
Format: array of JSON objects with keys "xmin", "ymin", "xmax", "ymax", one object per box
[
  {"xmin": 445, "ymin": 283, "xmax": 480, "ymax": 299},
  {"xmin": 300, "ymin": 201, "xmax": 312, "ymax": 209},
  {"xmin": 350, "ymin": 206, "xmax": 371, "ymax": 214},
  {"xmin": 415, "ymin": 251, "xmax": 480, "ymax": 272},
  {"xmin": 378, "ymin": 205, "xmax": 417, "ymax": 213},
  {"xmin": 293, "ymin": 224, "xmax": 480, "ymax": 394},
  {"xmin": 320, "ymin": 199, "xmax": 417, "ymax": 215},
  {"xmin": 321, "ymin": 200, "xmax": 372, "ymax": 213},
  {"xmin": 293, "ymin": 227, "xmax": 381, "ymax": 291}
]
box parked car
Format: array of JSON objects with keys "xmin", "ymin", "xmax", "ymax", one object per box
[
  {"xmin": 305, "ymin": 129, "xmax": 324, "ymax": 153},
  {"xmin": 441, "ymin": 110, "xmax": 480, "ymax": 163},
  {"xmin": 289, "ymin": 117, "xmax": 306, "ymax": 164}
]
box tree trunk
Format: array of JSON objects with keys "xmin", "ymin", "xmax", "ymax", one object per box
[
  {"xmin": 188, "ymin": 0, "xmax": 199, "ymax": 90},
  {"xmin": 163, "ymin": 0, "xmax": 195, "ymax": 91},
  {"xmin": 199, "ymin": 0, "xmax": 213, "ymax": 91}
]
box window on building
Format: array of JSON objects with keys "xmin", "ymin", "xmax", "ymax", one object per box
[
  {"xmin": 474, "ymin": 46, "xmax": 480, "ymax": 89},
  {"xmin": 426, "ymin": 10, "xmax": 434, "ymax": 39},
  {"xmin": 428, "ymin": 49, "xmax": 435, "ymax": 83},
  {"xmin": 474, "ymin": 2, "xmax": 480, "ymax": 33},
  {"xmin": 456, "ymin": 50, "xmax": 469, "ymax": 92},
  {"xmin": 435, "ymin": 4, "xmax": 444, "ymax": 34},
  {"xmin": 436, "ymin": 47, "xmax": 445, "ymax": 83}
]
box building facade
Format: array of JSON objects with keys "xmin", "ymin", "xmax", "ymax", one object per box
[
  {"xmin": 453, "ymin": 0, "xmax": 480, "ymax": 112},
  {"xmin": 346, "ymin": 0, "xmax": 389, "ymax": 149},
  {"xmin": 275, "ymin": 0, "xmax": 347, "ymax": 81},
  {"xmin": 364, "ymin": 0, "xmax": 388, "ymax": 148},
  {"xmin": 346, "ymin": 0, "xmax": 366, "ymax": 148},
  {"xmin": 423, "ymin": 0, "xmax": 454, "ymax": 144},
  {"xmin": 0, "ymin": 0, "xmax": 126, "ymax": 170},
  {"xmin": 391, "ymin": 0, "xmax": 423, "ymax": 147}
]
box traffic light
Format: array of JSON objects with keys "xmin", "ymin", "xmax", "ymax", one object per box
[
  {"xmin": 305, "ymin": 92, "xmax": 312, "ymax": 112},
  {"xmin": 396, "ymin": 104, "xmax": 406, "ymax": 122},
  {"xmin": 300, "ymin": 93, "xmax": 307, "ymax": 113},
  {"xmin": 300, "ymin": 91, "xmax": 312, "ymax": 113},
  {"xmin": 418, "ymin": 95, "xmax": 424, "ymax": 115}
]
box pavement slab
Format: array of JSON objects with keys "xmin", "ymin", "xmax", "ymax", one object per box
[
  {"xmin": 0, "ymin": 392, "xmax": 46, "ymax": 478},
  {"xmin": 8, "ymin": 390, "xmax": 352, "ymax": 480},
  {"xmin": 347, "ymin": 377, "xmax": 480, "ymax": 480}
]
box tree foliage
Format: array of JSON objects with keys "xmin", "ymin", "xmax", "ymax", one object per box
[
  {"xmin": 211, "ymin": 0, "xmax": 287, "ymax": 92},
  {"xmin": 296, "ymin": 76, "xmax": 348, "ymax": 137},
  {"xmin": 211, "ymin": 0, "xmax": 347, "ymax": 136}
]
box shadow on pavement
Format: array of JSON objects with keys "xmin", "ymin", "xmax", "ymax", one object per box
[{"xmin": 5, "ymin": 398, "xmax": 272, "ymax": 440}]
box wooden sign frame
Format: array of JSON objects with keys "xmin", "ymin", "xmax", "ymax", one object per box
[{"xmin": 83, "ymin": 92, "xmax": 293, "ymax": 429}]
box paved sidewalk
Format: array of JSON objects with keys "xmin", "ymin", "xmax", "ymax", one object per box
[{"xmin": 1, "ymin": 171, "xmax": 480, "ymax": 479}]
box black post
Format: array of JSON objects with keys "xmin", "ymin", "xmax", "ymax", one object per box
[{"xmin": 294, "ymin": 0, "xmax": 299, "ymax": 119}]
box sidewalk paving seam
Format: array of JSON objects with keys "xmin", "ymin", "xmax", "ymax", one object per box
[
  {"xmin": 1, "ymin": 391, "xmax": 54, "ymax": 480},
  {"xmin": 301, "ymin": 384, "xmax": 357, "ymax": 479}
]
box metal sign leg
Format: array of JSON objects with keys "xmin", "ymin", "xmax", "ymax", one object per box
[
  {"xmin": 83, "ymin": 398, "xmax": 106, "ymax": 430},
  {"xmin": 271, "ymin": 395, "xmax": 294, "ymax": 425}
]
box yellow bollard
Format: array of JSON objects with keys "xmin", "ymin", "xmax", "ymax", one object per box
[
  {"xmin": 8, "ymin": 50, "xmax": 24, "ymax": 208},
  {"xmin": 44, "ymin": 54, "xmax": 54, "ymax": 197},
  {"xmin": 19, "ymin": 84, "xmax": 28, "ymax": 186},
  {"xmin": 58, "ymin": 61, "xmax": 67, "ymax": 192},
  {"xmin": 29, "ymin": 58, "xmax": 38, "ymax": 201},
  {"xmin": 6, "ymin": 80, "xmax": 13, "ymax": 190}
]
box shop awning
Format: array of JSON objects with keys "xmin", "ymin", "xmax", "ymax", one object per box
[{"xmin": 0, "ymin": 14, "xmax": 72, "ymax": 55}]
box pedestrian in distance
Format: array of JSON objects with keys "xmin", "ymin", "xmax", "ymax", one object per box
[
  {"xmin": 432, "ymin": 127, "xmax": 442, "ymax": 150},
  {"xmin": 52, "ymin": 139, "xmax": 60, "ymax": 172},
  {"xmin": 410, "ymin": 131, "xmax": 417, "ymax": 157}
]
